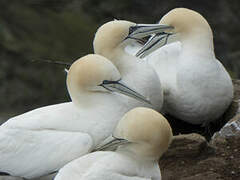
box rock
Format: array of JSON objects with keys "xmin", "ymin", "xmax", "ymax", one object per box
[
  {"xmin": 180, "ymin": 172, "xmax": 222, "ymax": 180},
  {"xmin": 162, "ymin": 133, "xmax": 213, "ymax": 159},
  {"xmin": 160, "ymin": 133, "xmax": 216, "ymax": 180},
  {"xmin": 160, "ymin": 132, "xmax": 240, "ymax": 179},
  {"xmin": 212, "ymin": 113, "xmax": 240, "ymax": 140}
]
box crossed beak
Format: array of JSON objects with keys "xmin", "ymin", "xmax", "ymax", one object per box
[
  {"xmin": 136, "ymin": 33, "xmax": 172, "ymax": 58},
  {"xmin": 125, "ymin": 23, "xmax": 174, "ymax": 58}
]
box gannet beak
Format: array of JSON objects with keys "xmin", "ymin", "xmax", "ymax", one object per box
[
  {"xmin": 125, "ymin": 24, "xmax": 173, "ymax": 43},
  {"xmin": 100, "ymin": 79, "xmax": 152, "ymax": 105},
  {"xmin": 136, "ymin": 33, "xmax": 172, "ymax": 58},
  {"xmin": 92, "ymin": 135, "xmax": 130, "ymax": 152}
]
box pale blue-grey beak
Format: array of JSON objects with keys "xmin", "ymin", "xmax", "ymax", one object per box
[
  {"xmin": 99, "ymin": 79, "xmax": 152, "ymax": 105},
  {"xmin": 92, "ymin": 135, "xmax": 130, "ymax": 152}
]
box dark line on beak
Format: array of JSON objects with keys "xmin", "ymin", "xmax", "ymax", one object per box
[
  {"xmin": 112, "ymin": 134, "xmax": 126, "ymax": 141},
  {"xmin": 138, "ymin": 33, "xmax": 172, "ymax": 57},
  {"xmin": 143, "ymin": 36, "xmax": 164, "ymax": 54},
  {"xmin": 99, "ymin": 79, "xmax": 121, "ymax": 85},
  {"xmin": 99, "ymin": 79, "xmax": 122, "ymax": 91}
]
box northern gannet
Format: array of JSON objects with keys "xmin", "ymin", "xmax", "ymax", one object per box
[
  {"xmin": 0, "ymin": 54, "xmax": 151, "ymax": 179},
  {"xmin": 134, "ymin": 8, "xmax": 233, "ymax": 125},
  {"xmin": 54, "ymin": 107, "xmax": 173, "ymax": 180},
  {"xmin": 93, "ymin": 20, "xmax": 167, "ymax": 112}
]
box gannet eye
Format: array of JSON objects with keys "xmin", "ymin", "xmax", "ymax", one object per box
[{"xmin": 101, "ymin": 79, "xmax": 121, "ymax": 85}]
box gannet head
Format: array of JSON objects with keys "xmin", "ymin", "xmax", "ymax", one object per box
[
  {"xmin": 160, "ymin": 8, "xmax": 212, "ymax": 35},
  {"xmin": 94, "ymin": 20, "xmax": 172, "ymax": 59},
  {"xmin": 94, "ymin": 20, "xmax": 135, "ymax": 59},
  {"xmin": 67, "ymin": 54, "xmax": 151, "ymax": 107},
  {"xmin": 136, "ymin": 8, "xmax": 214, "ymax": 58},
  {"xmin": 95, "ymin": 107, "xmax": 173, "ymax": 160}
]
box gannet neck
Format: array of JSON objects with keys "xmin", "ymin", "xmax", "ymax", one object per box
[
  {"xmin": 160, "ymin": 8, "xmax": 214, "ymax": 56},
  {"xmin": 115, "ymin": 107, "xmax": 172, "ymax": 160},
  {"xmin": 108, "ymin": 49, "xmax": 137, "ymax": 72},
  {"xmin": 93, "ymin": 20, "xmax": 135, "ymax": 63},
  {"xmin": 69, "ymin": 90, "xmax": 120, "ymax": 109},
  {"xmin": 66, "ymin": 54, "xmax": 121, "ymax": 108}
]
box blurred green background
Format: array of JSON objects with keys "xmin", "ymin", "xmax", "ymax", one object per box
[{"xmin": 1, "ymin": 0, "xmax": 240, "ymax": 119}]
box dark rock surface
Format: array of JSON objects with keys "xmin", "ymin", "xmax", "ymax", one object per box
[{"xmin": 160, "ymin": 132, "xmax": 240, "ymax": 180}]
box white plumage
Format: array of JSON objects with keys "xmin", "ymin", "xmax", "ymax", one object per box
[
  {"xmin": 0, "ymin": 55, "xmax": 151, "ymax": 179},
  {"xmin": 147, "ymin": 42, "xmax": 233, "ymax": 124},
  {"xmin": 135, "ymin": 8, "xmax": 233, "ymax": 125},
  {"xmin": 55, "ymin": 107, "xmax": 173, "ymax": 180}
]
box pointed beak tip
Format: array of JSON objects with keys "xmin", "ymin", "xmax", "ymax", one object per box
[{"xmin": 92, "ymin": 136, "xmax": 130, "ymax": 152}]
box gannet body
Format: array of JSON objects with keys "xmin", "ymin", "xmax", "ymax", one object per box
[
  {"xmin": 0, "ymin": 55, "xmax": 151, "ymax": 179},
  {"xmin": 136, "ymin": 8, "xmax": 233, "ymax": 125},
  {"xmin": 94, "ymin": 20, "xmax": 163, "ymax": 112},
  {"xmin": 55, "ymin": 107, "xmax": 173, "ymax": 180}
]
